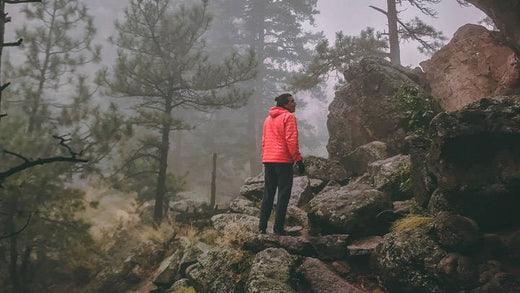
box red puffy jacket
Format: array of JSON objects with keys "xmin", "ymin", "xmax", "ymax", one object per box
[{"xmin": 262, "ymin": 107, "xmax": 303, "ymax": 163}]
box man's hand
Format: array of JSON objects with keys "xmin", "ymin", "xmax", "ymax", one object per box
[{"xmin": 296, "ymin": 160, "xmax": 305, "ymax": 175}]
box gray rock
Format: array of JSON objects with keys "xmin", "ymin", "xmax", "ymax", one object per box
[
  {"xmin": 309, "ymin": 178, "xmax": 326, "ymax": 193},
  {"xmin": 374, "ymin": 227, "xmax": 448, "ymax": 293},
  {"xmin": 432, "ymin": 212, "xmax": 482, "ymax": 253},
  {"xmin": 288, "ymin": 175, "xmax": 313, "ymax": 208},
  {"xmin": 298, "ymin": 257, "xmax": 366, "ymax": 293},
  {"xmin": 153, "ymin": 249, "xmax": 184, "ymax": 286},
  {"xmin": 438, "ymin": 253, "xmax": 478, "ymax": 290},
  {"xmin": 304, "ymin": 156, "xmax": 349, "ymax": 182},
  {"xmin": 426, "ymin": 96, "xmax": 520, "ymax": 230},
  {"xmin": 211, "ymin": 213, "xmax": 259, "ymax": 234},
  {"xmin": 245, "ymin": 248, "xmax": 297, "ymax": 293},
  {"xmin": 239, "ymin": 183, "xmax": 264, "ymax": 202},
  {"xmin": 245, "ymin": 172, "xmax": 264, "ymax": 185},
  {"xmin": 342, "ymin": 141, "xmax": 388, "ymax": 177},
  {"xmin": 327, "ymin": 57, "xmax": 418, "ymax": 160},
  {"xmin": 186, "ymin": 248, "xmax": 245, "ymax": 293},
  {"xmin": 347, "ymin": 236, "xmax": 383, "ymax": 256},
  {"xmin": 229, "ymin": 197, "xmax": 259, "ymax": 217},
  {"xmin": 367, "ymin": 154, "xmax": 412, "ymax": 200},
  {"xmin": 308, "ymin": 183, "xmax": 393, "ymax": 236}
]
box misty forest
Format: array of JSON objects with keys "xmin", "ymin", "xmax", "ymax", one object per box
[{"xmin": 1, "ymin": 0, "xmax": 519, "ymax": 292}]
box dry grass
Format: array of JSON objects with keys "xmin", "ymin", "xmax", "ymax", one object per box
[
  {"xmin": 176, "ymin": 224, "xmax": 200, "ymax": 245},
  {"xmin": 391, "ymin": 215, "xmax": 433, "ymax": 232},
  {"xmin": 217, "ymin": 222, "xmax": 255, "ymax": 247}
]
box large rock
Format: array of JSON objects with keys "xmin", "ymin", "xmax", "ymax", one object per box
[
  {"xmin": 229, "ymin": 197, "xmax": 259, "ymax": 217},
  {"xmin": 341, "ymin": 141, "xmax": 388, "ymax": 177},
  {"xmin": 297, "ymin": 257, "xmax": 366, "ymax": 293},
  {"xmin": 327, "ymin": 57, "xmax": 419, "ymax": 159},
  {"xmin": 186, "ymin": 248, "xmax": 247, "ymax": 293},
  {"xmin": 426, "ymin": 96, "xmax": 520, "ymax": 230},
  {"xmin": 245, "ymin": 248, "xmax": 297, "ymax": 293},
  {"xmin": 211, "ymin": 213, "xmax": 259, "ymax": 233},
  {"xmin": 431, "ymin": 212, "xmax": 482, "ymax": 253},
  {"xmin": 367, "ymin": 154, "xmax": 412, "ymax": 200},
  {"xmin": 374, "ymin": 227, "xmax": 448, "ymax": 292},
  {"xmin": 239, "ymin": 183, "xmax": 264, "ymax": 202},
  {"xmin": 288, "ymin": 175, "xmax": 313, "ymax": 208},
  {"xmin": 420, "ymin": 24, "xmax": 520, "ymax": 112},
  {"xmin": 304, "ymin": 156, "xmax": 348, "ymax": 182},
  {"xmin": 308, "ymin": 182, "xmax": 393, "ymax": 236}
]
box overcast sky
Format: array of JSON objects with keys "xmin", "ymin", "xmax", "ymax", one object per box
[{"xmin": 314, "ymin": 0, "xmax": 486, "ymax": 67}]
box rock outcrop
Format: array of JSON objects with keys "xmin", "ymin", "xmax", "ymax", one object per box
[
  {"xmin": 420, "ymin": 24, "xmax": 520, "ymax": 112},
  {"xmin": 327, "ymin": 57, "xmax": 420, "ymax": 159}
]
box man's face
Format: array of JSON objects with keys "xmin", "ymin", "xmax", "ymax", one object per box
[{"xmin": 285, "ymin": 96, "xmax": 296, "ymax": 113}]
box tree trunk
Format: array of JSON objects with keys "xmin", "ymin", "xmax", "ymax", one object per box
[
  {"xmin": 7, "ymin": 197, "xmax": 21, "ymax": 293},
  {"xmin": 154, "ymin": 98, "xmax": 173, "ymax": 223},
  {"xmin": 0, "ymin": 1, "xmax": 5, "ymax": 116},
  {"xmin": 465, "ymin": 0, "xmax": 520, "ymax": 57},
  {"xmin": 387, "ymin": 0, "xmax": 401, "ymax": 65},
  {"xmin": 247, "ymin": 0, "xmax": 267, "ymax": 177},
  {"xmin": 210, "ymin": 153, "xmax": 217, "ymax": 209}
]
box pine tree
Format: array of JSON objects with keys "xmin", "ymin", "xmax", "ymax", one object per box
[
  {"xmin": 240, "ymin": 0, "xmax": 323, "ymax": 175},
  {"xmin": 104, "ymin": 0, "xmax": 255, "ymax": 222},
  {"xmin": 369, "ymin": 0, "xmax": 447, "ymax": 65}
]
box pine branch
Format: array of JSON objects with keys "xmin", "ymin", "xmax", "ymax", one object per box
[
  {"xmin": 4, "ymin": 0, "xmax": 42, "ymax": 4},
  {"xmin": 0, "ymin": 136, "xmax": 88, "ymax": 187},
  {"xmin": 2, "ymin": 38, "xmax": 22, "ymax": 47},
  {"xmin": 0, "ymin": 213, "xmax": 32, "ymax": 240}
]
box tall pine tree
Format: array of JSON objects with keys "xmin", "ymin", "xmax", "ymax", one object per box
[{"xmin": 104, "ymin": 0, "xmax": 255, "ymax": 222}]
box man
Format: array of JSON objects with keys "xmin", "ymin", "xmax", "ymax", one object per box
[{"xmin": 259, "ymin": 93, "xmax": 305, "ymax": 235}]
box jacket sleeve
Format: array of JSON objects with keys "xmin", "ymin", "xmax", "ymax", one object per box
[{"xmin": 284, "ymin": 114, "xmax": 303, "ymax": 162}]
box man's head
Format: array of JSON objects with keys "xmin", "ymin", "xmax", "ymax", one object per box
[{"xmin": 275, "ymin": 93, "xmax": 296, "ymax": 113}]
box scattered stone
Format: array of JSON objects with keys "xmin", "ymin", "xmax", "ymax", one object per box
[
  {"xmin": 229, "ymin": 197, "xmax": 259, "ymax": 217},
  {"xmin": 304, "ymin": 155, "xmax": 349, "ymax": 182}
]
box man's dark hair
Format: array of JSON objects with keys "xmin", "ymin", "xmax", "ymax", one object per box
[{"xmin": 275, "ymin": 93, "xmax": 293, "ymax": 107}]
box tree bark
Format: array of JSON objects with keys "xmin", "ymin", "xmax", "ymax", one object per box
[
  {"xmin": 387, "ymin": 0, "xmax": 401, "ymax": 65},
  {"xmin": 154, "ymin": 97, "xmax": 173, "ymax": 223}
]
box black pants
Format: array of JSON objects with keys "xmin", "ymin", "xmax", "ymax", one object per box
[{"xmin": 259, "ymin": 163, "xmax": 293, "ymax": 233}]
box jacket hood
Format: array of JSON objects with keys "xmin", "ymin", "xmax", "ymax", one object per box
[{"xmin": 269, "ymin": 107, "xmax": 289, "ymax": 118}]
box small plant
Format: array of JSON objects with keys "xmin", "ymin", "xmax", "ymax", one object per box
[
  {"xmin": 391, "ymin": 214, "xmax": 433, "ymax": 232},
  {"xmin": 394, "ymin": 83, "xmax": 436, "ymax": 136},
  {"xmin": 218, "ymin": 222, "xmax": 255, "ymax": 247}
]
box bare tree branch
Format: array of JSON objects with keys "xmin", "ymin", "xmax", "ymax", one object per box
[{"xmin": 0, "ymin": 213, "xmax": 32, "ymax": 240}]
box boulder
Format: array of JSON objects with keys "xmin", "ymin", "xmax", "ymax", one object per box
[
  {"xmin": 245, "ymin": 172, "xmax": 264, "ymax": 185},
  {"xmin": 185, "ymin": 248, "xmax": 247, "ymax": 293},
  {"xmin": 153, "ymin": 249, "xmax": 184, "ymax": 287},
  {"xmin": 367, "ymin": 154, "xmax": 412, "ymax": 200},
  {"xmin": 239, "ymin": 183, "xmax": 264, "ymax": 202},
  {"xmin": 211, "ymin": 213, "xmax": 259, "ymax": 234},
  {"xmin": 327, "ymin": 57, "xmax": 419, "ymax": 160},
  {"xmin": 347, "ymin": 236, "xmax": 383, "ymax": 257},
  {"xmin": 229, "ymin": 197, "xmax": 259, "ymax": 217},
  {"xmin": 297, "ymin": 257, "xmax": 366, "ymax": 293},
  {"xmin": 310, "ymin": 234, "xmax": 350, "ymax": 261},
  {"xmin": 431, "ymin": 212, "xmax": 482, "ymax": 253},
  {"xmin": 288, "ymin": 175, "xmax": 313, "ymax": 208},
  {"xmin": 308, "ymin": 183, "xmax": 393, "ymax": 236},
  {"xmin": 341, "ymin": 141, "xmax": 388, "ymax": 177},
  {"xmin": 304, "ymin": 156, "xmax": 348, "ymax": 182},
  {"xmin": 427, "ymin": 96, "xmax": 520, "ymax": 230},
  {"xmin": 420, "ymin": 24, "xmax": 520, "ymax": 112},
  {"xmin": 245, "ymin": 248, "xmax": 297, "ymax": 293},
  {"xmin": 243, "ymin": 234, "xmax": 315, "ymax": 256},
  {"xmin": 472, "ymin": 272, "xmax": 520, "ymax": 293},
  {"xmin": 438, "ymin": 253, "xmax": 479, "ymax": 290},
  {"xmin": 374, "ymin": 227, "xmax": 448, "ymax": 293}
]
